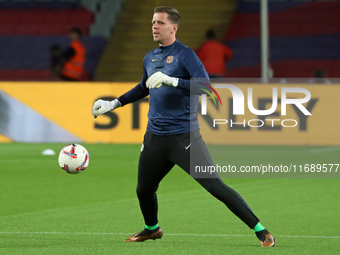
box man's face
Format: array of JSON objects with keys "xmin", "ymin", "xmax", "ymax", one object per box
[
  {"xmin": 152, "ymin": 12, "xmax": 177, "ymax": 46},
  {"xmin": 69, "ymin": 32, "xmax": 78, "ymax": 41}
]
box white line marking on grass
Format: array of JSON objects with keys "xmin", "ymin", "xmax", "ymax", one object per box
[
  {"xmin": 0, "ymin": 232, "xmax": 339, "ymax": 239},
  {"xmin": 309, "ymin": 147, "xmax": 340, "ymax": 154},
  {"xmin": 168, "ymin": 233, "xmax": 340, "ymax": 239}
]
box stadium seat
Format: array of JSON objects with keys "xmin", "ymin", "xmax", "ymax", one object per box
[
  {"xmin": 0, "ymin": 23, "xmax": 16, "ymax": 35},
  {"xmin": 44, "ymin": 11, "xmax": 71, "ymax": 23},
  {"xmin": 15, "ymin": 24, "xmax": 40, "ymax": 35},
  {"xmin": 0, "ymin": 13, "xmax": 20, "ymax": 24},
  {"xmin": 19, "ymin": 12, "xmax": 45, "ymax": 24},
  {"xmin": 71, "ymin": 12, "xmax": 94, "ymax": 24},
  {"xmin": 38, "ymin": 24, "xmax": 67, "ymax": 35}
]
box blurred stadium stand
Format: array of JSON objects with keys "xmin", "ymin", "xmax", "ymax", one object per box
[
  {"xmin": 223, "ymin": 0, "xmax": 340, "ymax": 78},
  {"xmin": 0, "ymin": 0, "xmax": 124, "ymax": 81},
  {"xmin": 0, "ymin": 36, "xmax": 106, "ymax": 81},
  {"xmin": 2, "ymin": 0, "xmax": 338, "ymax": 81},
  {"xmin": 89, "ymin": 0, "xmax": 125, "ymax": 38},
  {"xmin": 94, "ymin": 0, "xmax": 237, "ymax": 81}
]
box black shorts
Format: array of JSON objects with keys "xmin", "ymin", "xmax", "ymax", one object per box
[{"xmin": 139, "ymin": 130, "xmax": 214, "ymax": 179}]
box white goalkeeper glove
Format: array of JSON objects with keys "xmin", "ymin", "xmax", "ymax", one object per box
[
  {"xmin": 146, "ymin": 71, "xmax": 179, "ymax": 89},
  {"xmin": 92, "ymin": 99, "xmax": 122, "ymax": 118}
]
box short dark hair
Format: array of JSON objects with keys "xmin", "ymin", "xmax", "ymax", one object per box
[
  {"xmin": 50, "ymin": 44, "xmax": 61, "ymax": 52},
  {"xmin": 69, "ymin": 27, "xmax": 82, "ymax": 37},
  {"xmin": 314, "ymin": 69, "xmax": 326, "ymax": 78},
  {"xmin": 206, "ymin": 29, "xmax": 216, "ymax": 40},
  {"xmin": 154, "ymin": 6, "xmax": 181, "ymax": 26}
]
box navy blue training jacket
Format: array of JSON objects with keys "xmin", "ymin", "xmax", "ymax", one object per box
[{"xmin": 118, "ymin": 39, "xmax": 209, "ymax": 135}]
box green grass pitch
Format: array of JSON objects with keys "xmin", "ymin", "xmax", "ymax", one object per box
[{"xmin": 0, "ymin": 143, "xmax": 339, "ymax": 254}]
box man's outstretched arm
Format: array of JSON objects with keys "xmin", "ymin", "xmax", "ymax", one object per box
[{"xmin": 92, "ymin": 67, "xmax": 149, "ymax": 118}]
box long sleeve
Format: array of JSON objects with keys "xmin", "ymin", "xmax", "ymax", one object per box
[
  {"xmin": 177, "ymin": 48, "xmax": 211, "ymax": 95},
  {"xmin": 118, "ymin": 67, "xmax": 149, "ymax": 106}
]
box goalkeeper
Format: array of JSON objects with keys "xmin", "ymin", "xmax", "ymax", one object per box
[{"xmin": 92, "ymin": 6, "xmax": 275, "ymax": 247}]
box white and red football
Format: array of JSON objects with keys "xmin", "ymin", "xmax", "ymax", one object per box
[{"xmin": 58, "ymin": 144, "xmax": 89, "ymax": 174}]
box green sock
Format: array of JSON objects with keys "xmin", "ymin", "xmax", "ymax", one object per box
[
  {"xmin": 145, "ymin": 224, "xmax": 159, "ymax": 231},
  {"xmin": 253, "ymin": 222, "xmax": 265, "ymax": 232}
]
